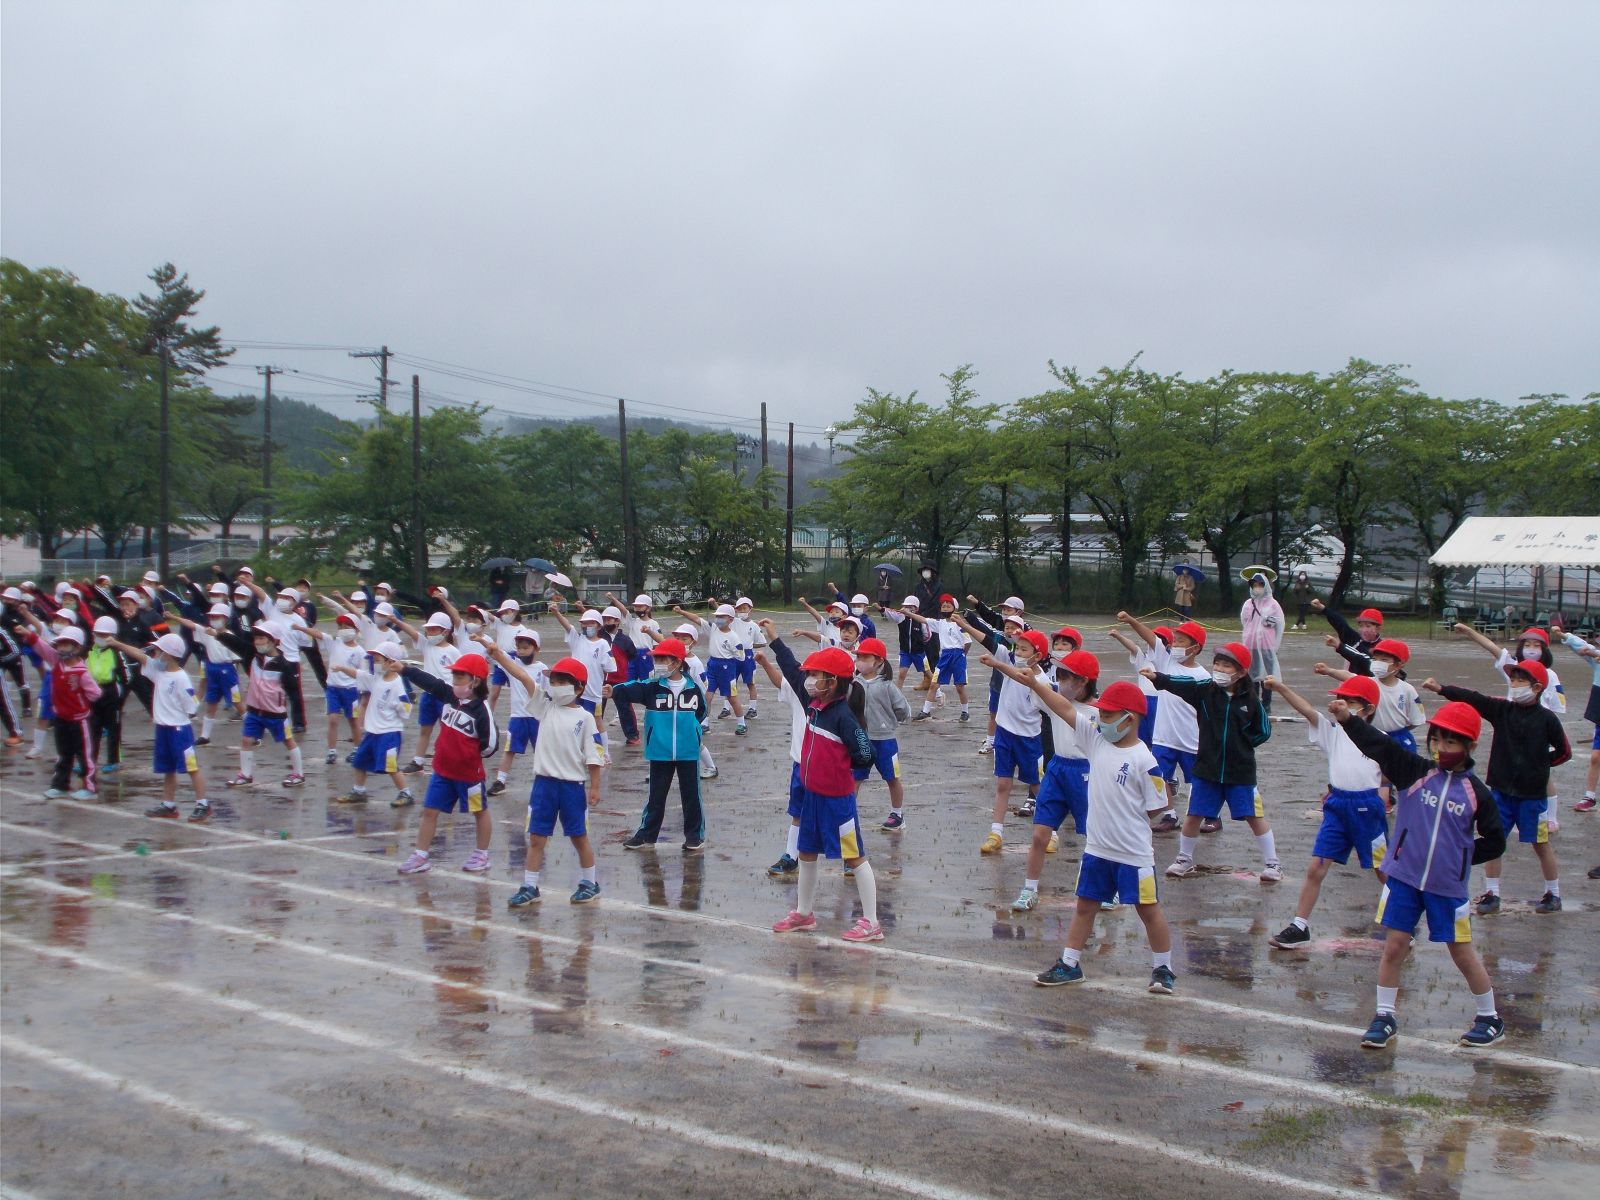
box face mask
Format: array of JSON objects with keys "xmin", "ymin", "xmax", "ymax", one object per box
[
  {"xmin": 254, "ymin": 642, "xmax": 274, "ymax": 657},
  {"xmin": 714, "ymin": 618, "xmax": 731, "ymax": 630},
  {"xmin": 451, "ymin": 681, "xmax": 474, "ymax": 701},
  {"xmin": 635, "ymin": 610, "xmax": 650, "ymax": 620},
  {"xmin": 804, "ymin": 675, "xmax": 826, "ymax": 697},
  {"xmin": 653, "ymin": 662, "xmax": 677, "ymax": 679},
  {"xmin": 582, "ymin": 625, "xmax": 600, "ymax": 639},
  {"xmin": 425, "ymin": 632, "xmax": 445, "ymax": 645},
  {"xmin": 50, "ymin": 623, "xmax": 70, "ymax": 636},
  {"xmin": 851, "ymin": 606, "xmax": 866, "ymax": 616},
  {"xmin": 1520, "ymin": 645, "xmax": 1542, "ymax": 660},
  {"xmin": 548, "ymin": 683, "xmax": 576, "ymax": 705},
  {"xmin": 1057, "ymin": 674, "xmax": 1085, "ymax": 700},
  {"xmin": 95, "ymin": 634, "xmax": 113, "ymax": 646},
  {"xmin": 1096, "ymin": 716, "xmax": 1129, "ymax": 743},
  {"xmin": 1211, "ymin": 670, "xmax": 1236, "ymax": 688},
  {"xmin": 209, "ymin": 618, "xmax": 227, "ymax": 631},
  {"xmin": 1509, "ymin": 684, "xmax": 1535, "ymax": 704},
  {"xmin": 1250, "ymin": 586, "xmax": 1266, "ymax": 598},
  {"xmin": 1180, "ymin": 642, "xmax": 1201, "ymax": 659},
  {"xmin": 234, "ymin": 599, "xmax": 250, "ymax": 609},
  {"xmin": 464, "ymin": 621, "xmax": 482, "ymax": 635},
  {"xmin": 137, "ymin": 596, "xmax": 151, "ymax": 610},
  {"xmin": 604, "ymin": 624, "xmax": 620, "ymax": 636},
  {"xmin": 735, "ymin": 610, "xmax": 751, "ymax": 621},
  {"xmin": 517, "ymin": 651, "xmax": 537, "ymax": 663},
  {"xmin": 275, "ymin": 598, "xmax": 294, "ymax": 613},
  {"xmin": 920, "ymin": 570, "xmax": 932, "ymax": 580},
  {"xmin": 338, "ymin": 628, "xmax": 358, "ymax": 643},
  {"xmin": 1369, "ymin": 661, "xmax": 1390, "ymax": 679},
  {"xmin": 1434, "ymin": 747, "xmax": 1466, "ymax": 770}
]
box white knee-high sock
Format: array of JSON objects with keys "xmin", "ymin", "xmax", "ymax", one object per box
[
  {"xmin": 797, "ymin": 858, "xmax": 818, "ymax": 914},
  {"xmin": 853, "ymin": 860, "xmax": 877, "ymax": 924}
]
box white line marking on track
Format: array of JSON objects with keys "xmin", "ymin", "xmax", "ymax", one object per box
[
  {"xmin": 0, "ymin": 828, "xmax": 400, "ymax": 873},
  {"xmin": 0, "ymin": 1035, "xmax": 483, "ymax": 1200}
]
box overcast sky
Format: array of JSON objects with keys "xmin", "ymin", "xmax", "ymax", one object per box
[{"xmin": 4, "ymin": 1, "xmax": 1596, "ymax": 436}]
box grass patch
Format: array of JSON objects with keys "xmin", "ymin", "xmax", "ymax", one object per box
[{"xmin": 1239, "ymin": 1106, "xmax": 1345, "ymax": 1154}]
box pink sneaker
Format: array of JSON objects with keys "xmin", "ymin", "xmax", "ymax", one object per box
[
  {"xmin": 1575, "ymin": 796, "xmax": 1597, "ymax": 812},
  {"xmin": 772, "ymin": 910, "xmax": 817, "ymax": 933},
  {"xmin": 397, "ymin": 850, "xmax": 431, "ymax": 874},
  {"xmin": 841, "ymin": 918, "xmax": 884, "ymax": 943},
  {"xmin": 462, "ymin": 849, "xmax": 491, "ymax": 874}
]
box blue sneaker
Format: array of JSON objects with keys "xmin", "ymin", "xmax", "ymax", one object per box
[
  {"xmin": 1459, "ymin": 1014, "xmax": 1505, "ymax": 1048},
  {"xmin": 507, "ymin": 884, "xmax": 541, "ymax": 908},
  {"xmin": 1361, "ymin": 1012, "xmax": 1398, "ymax": 1048},
  {"xmin": 1148, "ymin": 965, "xmax": 1176, "ymax": 995},
  {"xmin": 570, "ymin": 880, "xmax": 601, "ymax": 904},
  {"xmin": 101, "ymin": 762, "xmax": 120, "ymax": 775},
  {"xmin": 1035, "ymin": 959, "xmax": 1084, "ymax": 987},
  {"xmin": 43, "ymin": 788, "xmax": 67, "ymax": 799},
  {"xmin": 767, "ymin": 853, "xmax": 799, "ymax": 877}
]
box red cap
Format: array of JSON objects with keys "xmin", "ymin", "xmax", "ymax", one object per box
[
  {"xmin": 1517, "ymin": 626, "xmax": 1550, "ymax": 646},
  {"xmin": 938, "ymin": 593, "xmax": 956, "ymax": 607},
  {"xmin": 1151, "ymin": 625, "xmax": 1174, "ymax": 646},
  {"xmin": 1092, "ymin": 680, "xmax": 1148, "ymax": 716},
  {"xmin": 1216, "ymin": 642, "xmax": 1252, "ymax": 673},
  {"xmin": 1018, "ymin": 630, "xmax": 1050, "ymax": 660},
  {"xmin": 856, "ymin": 637, "xmax": 889, "ymax": 660},
  {"xmin": 1175, "ymin": 621, "xmax": 1207, "ymax": 648},
  {"xmin": 335, "ymin": 612, "xmax": 358, "ymax": 626},
  {"xmin": 1371, "ymin": 638, "xmax": 1410, "ymax": 664},
  {"xmin": 1053, "ymin": 626, "xmax": 1082, "ymax": 648},
  {"xmin": 651, "ymin": 639, "xmax": 688, "ymax": 660},
  {"xmin": 1357, "ymin": 608, "xmax": 1384, "ymax": 626},
  {"xmin": 550, "ymin": 656, "xmax": 589, "ymax": 686},
  {"xmin": 801, "ymin": 647, "xmax": 856, "ymax": 678},
  {"xmin": 451, "ymin": 653, "xmax": 489, "ymax": 680},
  {"xmin": 1508, "ymin": 659, "xmax": 1549, "ymax": 689},
  {"xmin": 1058, "ymin": 649, "xmax": 1100, "ymax": 680},
  {"xmin": 1331, "ymin": 676, "xmax": 1380, "ymax": 706},
  {"xmin": 1429, "ymin": 701, "xmax": 1481, "ymax": 742}
]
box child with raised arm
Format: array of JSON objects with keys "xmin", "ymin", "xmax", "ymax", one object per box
[
  {"xmin": 15, "ymin": 616, "xmax": 101, "ymax": 800},
  {"xmin": 1311, "ymin": 598, "xmax": 1385, "ymax": 676},
  {"xmin": 607, "ymin": 638, "xmax": 711, "ymax": 852},
  {"xmin": 1262, "ymin": 674, "xmax": 1388, "ymax": 949},
  {"xmin": 955, "ymin": 608, "xmax": 1047, "ymax": 855},
  {"xmin": 108, "ymin": 632, "xmax": 212, "ymax": 820},
  {"xmin": 487, "ymin": 628, "xmax": 546, "ymax": 796},
  {"xmin": 754, "ymin": 620, "xmax": 813, "ymax": 877},
  {"xmin": 305, "ymin": 613, "xmax": 365, "ymax": 764},
  {"xmin": 389, "ymin": 610, "xmax": 462, "ymax": 774},
  {"xmin": 1328, "ymin": 698, "xmax": 1507, "ymax": 1049},
  {"xmin": 190, "ymin": 603, "xmax": 242, "ymax": 746},
  {"xmin": 907, "ymin": 594, "xmax": 971, "ymax": 722},
  {"xmin": 395, "ymin": 652, "xmax": 499, "ymax": 876},
  {"xmin": 879, "ymin": 596, "xmax": 932, "ymax": 691},
  {"xmin": 335, "ymin": 640, "xmax": 415, "ymax": 807},
  {"xmin": 1549, "ymin": 618, "xmax": 1599, "ymax": 811},
  {"xmin": 850, "ymin": 638, "xmax": 912, "ymax": 831},
  {"xmin": 175, "ymin": 616, "xmax": 307, "ymax": 791},
  {"xmin": 1117, "ymin": 614, "xmax": 1216, "ymax": 831},
  {"xmin": 675, "ymin": 602, "xmax": 749, "ymax": 733}
]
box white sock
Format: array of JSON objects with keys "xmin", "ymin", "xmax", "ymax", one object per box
[
  {"xmin": 288, "ymin": 746, "xmax": 303, "ymax": 774},
  {"xmin": 201, "ymin": 716, "xmax": 214, "ymax": 739},
  {"xmin": 797, "ymin": 857, "xmax": 818, "ymax": 914},
  {"xmin": 580, "ymin": 865, "xmax": 596, "ymax": 886},
  {"xmin": 1256, "ymin": 830, "xmax": 1277, "ymax": 864},
  {"xmin": 239, "ymin": 749, "xmax": 255, "ymax": 776},
  {"xmin": 1474, "ymin": 989, "xmax": 1497, "ymax": 1018},
  {"xmin": 32, "ymin": 728, "xmax": 46, "ymax": 752},
  {"xmin": 1024, "ymin": 878, "xmax": 1040, "ymax": 891},
  {"xmin": 1062, "ymin": 946, "xmax": 1081, "ymax": 967},
  {"xmin": 960, "ymin": 704, "xmax": 969, "ymax": 714},
  {"xmin": 1152, "ymin": 807, "xmax": 1174, "ymax": 821},
  {"xmin": 1585, "ymin": 791, "xmax": 1596, "ymax": 801},
  {"xmin": 700, "ymin": 745, "xmax": 715, "ymax": 769},
  {"xmin": 853, "ymin": 860, "xmax": 877, "ymax": 924},
  {"xmin": 990, "ymin": 821, "xmax": 1004, "ymax": 835},
  {"xmin": 921, "ymin": 701, "xmax": 933, "ymax": 714},
  {"xmin": 891, "ymin": 806, "xmax": 903, "ymax": 817},
  {"xmin": 524, "ymin": 870, "xmax": 539, "ymax": 888},
  {"xmin": 1152, "ymin": 950, "xmax": 1172, "ymax": 970},
  {"xmin": 1376, "ymin": 985, "xmax": 1398, "ymax": 1016},
  {"xmin": 415, "ymin": 848, "xmax": 430, "ymax": 860},
  {"xmin": 785, "ymin": 824, "xmax": 800, "ymax": 858},
  {"xmin": 1177, "ymin": 834, "xmax": 1197, "ymax": 860},
  {"xmin": 1483, "ymin": 877, "xmax": 1501, "ymax": 896},
  {"xmin": 1546, "ymin": 877, "xmax": 1560, "ymax": 897},
  {"xmin": 412, "ymin": 755, "xmax": 425, "ymax": 766},
  {"xmin": 351, "ymin": 784, "xmax": 367, "ymax": 795},
  {"xmin": 496, "ymin": 769, "xmax": 508, "ymax": 783},
  {"xmin": 1292, "ymin": 916, "xmax": 1309, "ymax": 931}
]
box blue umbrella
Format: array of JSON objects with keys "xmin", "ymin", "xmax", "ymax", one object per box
[
  {"xmin": 524, "ymin": 556, "xmax": 558, "ymax": 573},
  {"xmin": 1174, "ymin": 563, "xmax": 1206, "ymax": 584},
  {"xmin": 872, "ymin": 563, "xmax": 904, "ymax": 577}
]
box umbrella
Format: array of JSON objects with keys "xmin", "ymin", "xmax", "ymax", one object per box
[
  {"xmin": 524, "ymin": 556, "xmax": 558, "ymax": 573},
  {"xmin": 544, "ymin": 571, "xmax": 573, "ymax": 589},
  {"xmin": 1173, "ymin": 563, "xmax": 1206, "ymax": 584},
  {"xmin": 872, "ymin": 563, "xmax": 904, "ymax": 577},
  {"xmin": 1239, "ymin": 564, "xmax": 1279, "ymax": 584},
  {"xmin": 481, "ymin": 556, "xmax": 518, "ymax": 570}
]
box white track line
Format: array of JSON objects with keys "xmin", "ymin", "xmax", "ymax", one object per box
[
  {"xmin": 1, "ymin": 1035, "xmax": 482, "ymax": 1200},
  {"xmin": 0, "ymin": 828, "xmax": 399, "ymax": 873},
  {"xmin": 8, "ymin": 793, "xmax": 1598, "ymax": 1079},
  {"xmin": 2, "ymin": 938, "xmax": 1001, "ymax": 1200},
  {"xmin": 14, "ymin": 872, "xmax": 1585, "ymax": 1151}
]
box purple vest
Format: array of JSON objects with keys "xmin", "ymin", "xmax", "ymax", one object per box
[{"xmin": 1386, "ymin": 768, "xmax": 1478, "ymax": 898}]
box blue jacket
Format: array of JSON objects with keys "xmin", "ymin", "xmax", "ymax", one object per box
[{"xmin": 610, "ymin": 676, "xmax": 708, "ymax": 761}]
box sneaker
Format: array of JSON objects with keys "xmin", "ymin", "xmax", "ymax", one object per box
[
  {"xmin": 1035, "ymin": 959, "xmax": 1083, "ymax": 987},
  {"xmin": 911, "ymin": 711, "xmax": 932, "ymax": 722},
  {"xmin": 772, "ymin": 910, "xmax": 818, "ymax": 933},
  {"xmin": 188, "ymin": 802, "xmax": 211, "ymax": 823},
  {"xmin": 1148, "ymin": 965, "xmax": 1176, "ymax": 995},
  {"xmin": 1152, "ymin": 812, "xmax": 1180, "ymax": 833},
  {"xmin": 508, "ymin": 884, "xmax": 541, "ymax": 907},
  {"xmin": 1199, "ymin": 818, "xmax": 1222, "ymax": 834},
  {"xmin": 1165, "ymin": 855, "xmax": 1196, "ymax": 878},
  {"xmin": 1590, "ymin": 864, "xmax": 1600, "ymax": 880},
  {"xmin": 223, "ymin": 773, "xmax": 253, "ymax": 788},
  {"xmin": 397, "ymin": 850, "xmax": 431, "ymax": 874},
  {"xmin": 980, "ymin": 830, "xmax": 1003, "ymax": 854},
  {"xmin": 1361, "ymin": 1013, "xmax": 1398, "ymax": 1049},
  {"xmin": 1017, "ymin": 798, "xmax": 1036, "ymax": 818},
  {"xmin": 43, "ymin": 788, "xmax": 67, "ymax": 799},
  {"xmin": 767, "ymin": 853, "xmax": 799, "ymax": 877},
  {"xmin": 281, "ymin": 773, "xmax": 306, "ymax": 788},
  {"xmin": 717, "ymin": 709, "xmax": 732, "ymax": 720},
  {"xmin": 24, "ymin": 748, "xmax": 42, "ymax": 759},
  {"xmin": 624, "ymin": 736, "xmax": 640, "ymax": 747},
  {"xmin": 841, "ymin": 918, "xmax": 884, "ymax": 943},
  {"xmin": 1474, "ymin": 891, "xmax": 1501, "ymax": 915},
  {"xmin": 745, "ymin": 704, "xmax": 758, "ymax": 719},
  {"xmin": 843, "ymin": 864, "xmax": 855, "ymax": 878},
  {"xmin": 881, "ymin": 812, "xmax": 904, "ymax": 833},
  {"xmin": 1011, "ymin": 887, "xmax": 1039, "ymax": 912},
  {"xmin": 1459, "ymin": 1014, "xmax": 1506, "ymax": 1048},
  {"xmin": 70, "ymin": 789, "xmax": 95, "ymax": 801},
  {"xmin": 1046, "ymin": 830, "xmax": 1060, "ymax": 854},
  {"xmin": 487, "ymin": 779, "xmax": 507, "ymax": 796},
  {"xmin": 958, "ymin": 711, "xmax": 970, "ymax": 723},
  {"xmin": 145, "ymin": 803, "xmax": 180, "ymax": 818},
  {"xmin": 1574, "ymin": 796, "xmax": 1597, "ymax": 812},
  {"xmin": 390, "ymin": 789, "xmax": 415, "ymax": 808},
  {"xmin": 570, "ymin": 880, "xmax": 601, "ymax": 904},
  {"xmin": 1100, "ymin": 900, "xmax": 1119, "ymax": 911},
  {"xmin": 1534, "ymin": 891, "xmax": 1562, "ymax": 913},
  {"xmin": 683, "ymin": 838, "xmax": 705, "ymax": 852},
  {"xmin": 335, "ymin": 791, "xmax": 368, "ymax": 805},
  {"xmin": 934, "ymin": 690, "xmax": 946, "ymax": 707},
  {"xmin": 623, "ymin": 833, "xmax": 655, "ymax": 851},
  {"xmin": 462, "ymin": 849, "xmax": 491, "ymax": 874},
  {"xmin": 194, "ymin": 736, "xmax": 211, "ymax": 747},
  {"xmin": 978, "ymin": 736, "xmax": 994, "ymax": 754},
  {"xmin": 1258, "ymin": 861, "xmax": 1283, "ymax": 883},
  {"xmin": 101, "ymin": 762, "xmax": 120, "ymax": 775},
  {"xmin": 401, "ymin": 760, "xmax": 424, "ymax": 774},
  {"xmin": 699, "ymin": 765, "xmax": 718, "ymax": 780},
  {"xmin": 734, "ymin": 722, "xmax": 748, "ymax": 736},
  {"xmin": 345, "ymin": 751, "xmax": 357, "ymax": 765},
  {"xmin": 325, "ymin": 749, "xmax": 338, "ymax": 764},
  {"xmin": 1270, "ymin": 922, "xmax": 1310, "ymax": 949}
]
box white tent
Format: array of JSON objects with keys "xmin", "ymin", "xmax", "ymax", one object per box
[{"xmin": 1429, "ymin": 517, "xmax": 1600, "ymax": 567}]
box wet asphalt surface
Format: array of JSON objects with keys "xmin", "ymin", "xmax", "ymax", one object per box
[{"xmin": 2, "ymin": 616, "xmax": 1597, "ymax": 1200}]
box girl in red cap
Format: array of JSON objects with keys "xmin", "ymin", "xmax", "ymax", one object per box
[
  {"xmin": 905, "ymin": 595, "xmax": 972, "ymax": 722},
  {"xmin": 606, "ymin": 638, "xmax": 712, "ymax": 852},
  {"xmin": 1310, "ymin": 598, "xmax": 1386, "ymax": 676},
  {"xmin": 395, "ymin": 652, "xmax": 500, "ymax": 876}
]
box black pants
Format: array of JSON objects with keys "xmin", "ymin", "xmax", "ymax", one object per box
[
  {"xmin": 636, "ymin": 760, "xmax": 704, "ymax": 843},
  {"xmin": 127, "ymin": 670, "xmax": 154, "ymax": 714},
  {"xmin": 3, "ymin": 660, "xmax": 27, "ymax": 721},
  {"xmin": 284, "ymin": 661, "xmax": 307, "ymax": 732},
  {"xmin": 303, "ymin": 642, "xmax": 328, "ymax": 690},
  {"xmin": 0, "ymin": 667, "xmax": 20, "ymax": 737},
  {"xmin": 51, "ymin": 716, "xmax": 93, "ymax": 792},
  {"xmin": 90, "ymin": 688, "xmax": 123, "ymax": 765}
]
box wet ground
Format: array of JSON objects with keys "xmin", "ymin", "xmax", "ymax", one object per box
[{"xmin": 2, "ymin": 616, "xmax": 1597, "ymax": 1199}]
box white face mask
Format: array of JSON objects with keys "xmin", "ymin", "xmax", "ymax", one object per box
[
  {"xmin": 50, "ymin": 623, "xmax": 70, "ymax": 636},
  {"xmin": 464, "ymin": 621, "xmax": 482, "ymax": 635},
  {"xmin": 1369, "ymin": 661, "xmax": 1390, "ymax": 679},
  {"xmin": 1509, "ymin": 684, "xmax": 1536, "ymax": 704},
  {"xmin": 803, "ymin": 675, "xmax": 825, "ymax": 696},
  {"xmin": 209, "ymin": 618, "xmax": 227, "ymax": 631},
  {"xmin": 95, "ymin": 634, "xmax": 113, "ymax": 646},
  {"xmin": 548, "ymin": 683, "xmax": 577, "ymax": 705},
  {"xmin": 582, "ymin": 624, "xmax": 601, "ymax": 639},
  {"xmin": 1180, "ymin": 642, "xmax": 1201, "ymax": 660},
  {"xmin": 1250, "ymin": 586, "xmax": 1266, "ymax": 598},
  {"xmin": 1211, "ymin": 669, "xmax": 1236, "ymax": 688},
  {"xmin": 714, "ymin": 618, "xmax": 731, "ymax": 630},
  {"xmin": 851, "ymin": 606, "xmax": 866, "ymax": 616},
  {"xmin": 275, "ymin": 598, "xmax": 294, "ymax": 613},
  {"xmin": 234, "ymin": 599, "xmax": 250, "ymax": 609},
  {"xmin": 424, "ymin": 632, "xmax": 445, "ymax": 645},
  {"xmin": 338, "ymin": 628, "xmax": 358, "ymax": 643},
  {"xmin": 920, "ymin": 570, "xmax": 932, "ymax": 580},
  {"xmin": 1519, "ymin": 645, "xmax": 1542, "ymax": 660}
]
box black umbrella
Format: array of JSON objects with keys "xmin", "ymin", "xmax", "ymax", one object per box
[
  {"xmin": 481, "ymin": 556, "xmax": 519, "ymax": 570},
  {"xmin": 524, "ymin": 556, "xmax": 558, "ymax": 573}
]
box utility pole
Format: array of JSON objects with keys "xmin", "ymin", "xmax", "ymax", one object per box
[
  {"xmin": 257, "ymin": 365, "xmax": 279, "ymax": 551},
  {"xmin": 760, "ymin": 402, "xmax": 771, "ymax": 595},
  {"xmin": 618, "ymin": 399, "xmax": 639, "ymax": 594},
  {"xmin": 350, "ymin": 345, "xmax": 392, "ymax": 413},
  {"xmin": 157, "ymin": 338, "xmax": 170, "ymax": 578},
  {"xmin": 784, "ymin": 421, "xmax": 795, "ymax": 605},
  {"xmin": 411, "ymin": 375, "xmax": 425, "ymax": 595}
]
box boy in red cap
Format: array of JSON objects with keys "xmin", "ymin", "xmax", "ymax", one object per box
[
  {"xmin": 1149, "ymin": 642, "xmax": 1280, "ymax": 881},
  {"xmin": 1261, "ymin": 674, "xmax": 1388, "ymax": 949},
  {"xmin": 1425, "ymin": 657, "xmax": 1570, "ymax": 914},
  {"xmin": 395, "ymin": 652, "xmax": 500, "ymax": 876},
  {"xmin": 905, "ymin": 595, "xmax": 972, "ymax": 722},
  {"xmin": 1311, "ymin": 599, "xmax": 1385, "ymax": 676},
  {"xmin": 1116, "ymin": 612, "xmax": 1211, "ymax": 831},
  {"xmin": 606, "ymin": 639, "xmax": 712, "ymax": 852},
  {"xmin": 1328, "ymin": 697, "xmax": 1507, "ymax": 1048},
  {"xmin": 850, "ymin": 637, "xmax": 912, "ymax": 831}
]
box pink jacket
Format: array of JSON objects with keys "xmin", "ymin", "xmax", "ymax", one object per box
[{"xmin": 1239, "ymin": 594, "xmax": 1285, "ymax": 652}]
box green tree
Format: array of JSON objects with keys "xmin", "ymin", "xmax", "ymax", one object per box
[
  {"xmin": 1499, "ymin": 394, "xmax": 1600, "ymax": 515},
  {"xmin": 491, "ymin": 424, "xmax": 624, "ymax": 562}
]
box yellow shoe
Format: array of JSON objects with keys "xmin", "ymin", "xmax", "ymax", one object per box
[
  {"xmin": 1046, "ymin": 830, "xmax": 1060, "ymax": 855},
  {"xmin": 980, "ymin": 830, "xmax": 1003, "ymax": 854}
]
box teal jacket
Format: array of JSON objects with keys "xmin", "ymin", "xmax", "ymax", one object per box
[{"xmin": 610, "ymin": 676, "xmax": 709, "ymax": 761}]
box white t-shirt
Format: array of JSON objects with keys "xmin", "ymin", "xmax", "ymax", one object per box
[
  {"xmin": 322, "ymin": 637, "xmax": 367, "ymax": 688},
  {"xmin": 357, "ymin": 672, "xmax": 412, "ymax": 735},
  {"xmin": 144, "ymin": 659, "xmax": 198, "ymax": 727},
  {"xmin": 1151, "ymin": 643, "xmax": 1210, "ymax": 752},
  {"xmin": 1495, "ymin": 650, "xmax": 1566, "ymax": 714},
  {"xmin": 780, "ymin": 677, "xmax": 809, "ymax": 763},
  {"xmin": 685, "ymin": 653, "xmax": 708, "ymax": 685},
  {"xmin": 733, "ymin": 616, "xmax": 765, "ymax": 654},
  {"xmin": 1076, "ymin": 711, "xmax": 1166, "ymax": 869},
  {"xmin": 707, "ymin": 622, "xmax": 746, "ymax": 661},
  {"xmin": 492, "ymin": 615, "xmax": 524, "ymax": 657},
  {"xmin": 527, "ymin": 691, "xmax": 606, "ymax": 781},
  {"xmin": 1043, "ymin": 692, "xmax": 1093, "ymax": 760},
  {"xmin": 356, "ymin": 613, "xmax": 389, "ymax": 652},
  {"xmin": 995, "ymin": 659, "xmax": 1046, "ymax": 738},
  {"xmin": 1372, "ymin": 679, "xmax": 1423, "ymax": 734},
  {"xmin": 1307, "ymin": 713, "xmax": 1384, "ymax": 792},
  {"xmin": 926, "ymin": 617, "xmax": 964, "ymax": 652},
  {"xmin": 1129, "ymin": 646, "xmax": 1157, "ymax": 697},
  {"xmin": 414, "ymin": 630, "xmax": 463, "ymax": 680},
  {"xmin": 563, "ymin": 627, "xmax": 615, "ymax": 704},
  {"xmin": 814, "ymin": 618, "xmax": 843, "ymax": 650},
  {"xmin": 195, "ymin": 627, "xmax": 240, "ymax": 665},
  {"xmin": 506, "ymin": 657, "xmax": 549, "ymax": 720},
  {"xmin": 273, "ymin": 609, "xmax": 309, "ymax": 664}
]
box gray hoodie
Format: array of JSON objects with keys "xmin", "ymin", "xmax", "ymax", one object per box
[{"xmin": 858, "ymin": 668, "xmax": 911, "ymax": 740}]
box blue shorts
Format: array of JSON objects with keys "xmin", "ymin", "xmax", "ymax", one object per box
[
  {"xmin": 490, "ymin": 664, "xmax": 510, "ymax": 687},
  {"xmin": 1310, "ymin": 787, "xmax": 1389, "ymax": 869},
  {"xmin": 1592, "ymin": 724, "xmax": 1600, "ymax": 751},
  {"xmin": 1384, "ymin": 728, "xmax": 1417, "ymax": 754},
  {"xmin": 1376, "ymin": 878, "xmax": 1471, "ymax": 944},
  {"xmin": 993, "ymin": 728, "xmax": 1041, "ymax": 785},
  {"xmin": 326, "ymin": 685, "xmax": 359, "ymax": 719},
  {"xmin": 787, "ymin": 761, "xmax": 803, "ymax": 819},
  {"xmin": 417, "ymin": 691, "xmax": 444, "ymax": 728},
  {"xmin": 852, "ymin": 738, "xmax": 901, "ymax": 783},
  {"xmin": 508, "ymin": 715, "xmax": 540, "ymax": 755},
  {"xmin": 898, "ymin": 650, "xmax": 921, "ymax": 670},
  {"xmin": 352, "ymin": 730, "xmax": 403, "ymax": 775},
  {"xmin": 203, "ymin": 661, "xmax": 240, "ymax": 706},
  {"xmin": 704, "ymin": 657, "xmax": 740, "ymax": 697},
  {"xmin": 987, "ymin": 681, "xmax": 1001, "ymax": 714},
  {"xmin": 936, "ymin": 648, "xmax": 967, "ymax": 686},
  {"xmin": 152, "ymin": 724, "xmax": 199, "ymax": 775},
  {"xmin": 423, "ymin": 775, "xmax": 487, "ymax": 814},
  {"xmin": 1187, "ymin": 777, "xmax": 1261, "ymax": 821},
  {"xmin": 795, "ymin": 787, "xmax": 864, "ymax": 860},
  {"xmin": 1035, "ymin": 755, "xmax": 1090, "ymax": 833},
  {"xmin": 242, "ymin": 711, "xmax": 288, "ymax": 744},
  {"xmin": 1136, "ymin": 695, "xmax": 1159, "ymax": 746},
  {"xmin": 39, "ymin": 670, "xmax": 54, "ymax": 722},
  {"xmin": 1076, "ymin": 852, "xmax": 1159, "ymax": 905},
  {"xmin": 1152, "ymin": 745, "xmax": 1197, "ymax": 789},
  {"xmin": 528, "ymin": 776, "xmax": 587, "ymax": 838},
  {"xmin": 630, "ymin": 650, "xmax": 655, "ymax": 683},
  {"xmin": 738, "ymin": 652, "xmax": 756, "ymax": 686},
  {"xmin": 578, "ymin": 696, "xmax": 597, "ymax": 715},
  {"xmin": 1491, "ymin": 789, "xmax": 1549, "ymax": 845}
]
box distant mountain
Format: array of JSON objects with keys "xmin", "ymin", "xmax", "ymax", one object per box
[{"xmin": 224, "ymin": 394, "xmax": 361, "ymax": 472}]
